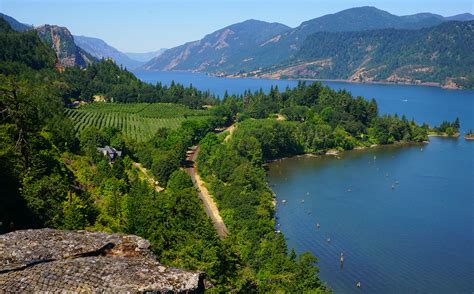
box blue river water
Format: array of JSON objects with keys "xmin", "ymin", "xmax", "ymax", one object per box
[
  {"xmin": 134, "ymin": 70, "xmax": 474, "ymax": 293},
  {"xmin": 134, "ymin": 70, "xmax": 473, "ymax": 128}
]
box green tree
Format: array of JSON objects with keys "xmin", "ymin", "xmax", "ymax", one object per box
[{"xmin": 62, "ymin": 192, "xmax": 96, "ymax": 230}]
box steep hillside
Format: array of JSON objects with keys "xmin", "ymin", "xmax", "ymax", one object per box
[
  {"xmin": 142, "ymin": 7, "xmax": 473, "ymax": 79},
  {"xmin": 0, "ymin": 13, "xmax": 32, "ymax": 31},
  {"xmin": 254, "ymin": 21, "xmax": 474, "ymax": 89},
  {"xmin": 232, "ymin": 7, "xmax": 450, "ymax": 72},
  {"xmin": 74, "ymin": 35, "xmax": 143, "ymax": 69},
  {"xmin": 36, "ymin": 25, "xmax": 95, "ymax": 68},
  {"xmin": 0, "ymin": 18, "xmax": 56, "ymax": 72},
  {"xmin": 142, "ymin": 19, "xmax": 289, "ymax": 72}
]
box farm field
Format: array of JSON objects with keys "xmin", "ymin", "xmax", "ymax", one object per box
[{"xmin": 65, "ymin": 103, "xmax": 213, "ymax": 141}]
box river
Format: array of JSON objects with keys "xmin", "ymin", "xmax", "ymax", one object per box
[{"xmin": 134, "ymin": 70, "xmax": 474, "ymax": 293}]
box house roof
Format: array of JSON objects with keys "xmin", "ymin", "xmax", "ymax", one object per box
[{"xmin": 97, "ymin": 146, "xmax": 122, "ymax": 159}]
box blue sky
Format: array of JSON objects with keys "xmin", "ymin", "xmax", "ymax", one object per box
[{"xmin": 1, "ymin": 0, "xmax": 472, "ymax": 52}]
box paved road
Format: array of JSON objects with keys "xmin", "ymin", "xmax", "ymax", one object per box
[{"xmin": 185, "ymin": 147, "xmax": 229, "ymax": 239}]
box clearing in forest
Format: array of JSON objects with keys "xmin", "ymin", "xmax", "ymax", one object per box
[{"xmin": 65, "ymin": 103, "xmax": 213, "ymax": 141}]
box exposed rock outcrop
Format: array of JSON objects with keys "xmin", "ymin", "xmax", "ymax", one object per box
[
  {"xmin": 0, "ymin": 229, "xmax": 206, "ymax": 293},
  {"xmin": 35, "ymin": 25, "xmax": 95, "ymax": 68}
]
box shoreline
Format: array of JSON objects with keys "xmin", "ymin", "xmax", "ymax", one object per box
[
  {"xmin": 135, "ymin": 69, "xmax": 470, "ymax": 91},
  {"xmin": 210, "ymin": 72, "xmax": 465, "ymax": 91},
  {"xmin": 265, "ymin": 140, "xmax": 426, "ymax": 166},
  {"xmin": 428, "ymin": 133, "xmax": 460, "ymax": 138},
  {"xmin": 266, "ymin": 140, "xmax": 426, "ymax": 207}
]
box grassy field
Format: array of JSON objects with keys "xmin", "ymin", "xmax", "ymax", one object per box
[{"xmin": 65, "ymin": 103, "xmax": 213, "ymax": 141}]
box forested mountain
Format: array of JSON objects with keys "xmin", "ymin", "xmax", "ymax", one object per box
[
  {"xmin": 141, "ymin": 19, "xmax": 290, "ymax": 71},
  {"xmin": 222, "ymin": 7, "xmax": 462, "ymax": 73},
  {"xmin": 142, "ymin": 7, "xmax": 473, "ymax": 88},
  {"xmin": 296, "ymin": 7, "xmax": 446, "ymax": 33},
  {"xmin": 74, "ymin": 35, "xmax": 145, "ymax": 69},
  {"xmin": 0, "ymin": 18, "xmax": 56, "ymax": 72},
  {"xmin": 445, "ymin": 13, "xmax": 474, "ymax": 21},
  {"xmin": 1, "ymin": 13, "xmax": 95, "ymax": 68},
  {"xmin": 0, "ymin": 12, "xmax": 32, "ymax": 31},
  {"xmin": 0, "ymin": 13, "xmax": 158, "ymax": 69},
  {"xmin": 254, "ymin": 21, "xmax": 474, "ymax": 89},
  {"xmin": 272, "ymin": 6, "xmax": 446, "ymax": 56}
]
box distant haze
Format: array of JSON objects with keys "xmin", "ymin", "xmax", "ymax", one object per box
[{"xmin": 125, "ymin": 50, "xmax": 167, "ymax": 62}]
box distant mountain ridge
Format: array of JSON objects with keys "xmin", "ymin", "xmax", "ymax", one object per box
[
  {"xmin": 141, "ymin": 19, "xmax": 290, "ymax": 71},
  {"xmin": 1, "ymin": 8, "xmax": 473, "ymax": 87},
  {"xmin": 0, "ymin": 13, "xmax": 32, "ymax": 31},
  {"xmin": 445, "ymin": 13, "xmax": 474, "ymax": 21},
  {"xmin": 125, "ymin": 50, "xmax": 166, "ymax": 62},
  {"xmin": 73, "ymin": 38, "xmax": 165, "ymax": 69},
  {"xmin": 142, "ymin": 7, "xmax": 474, "ymax": 89},
  {"xmin": 73, "ymin": 35, "xmax": 143, "ymax": 69}
]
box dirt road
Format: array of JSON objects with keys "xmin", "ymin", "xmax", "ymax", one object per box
[{"xmin": 185, "ymin": 146, "xmax": 229, "ymax": 239}]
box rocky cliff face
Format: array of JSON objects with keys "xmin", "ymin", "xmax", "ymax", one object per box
[
  {"xmin": 0, "ymin": 229, "xmax": 206, "ymax": 293},
  {"xmin": 36, "ymin": 25, "xmax": 94, "ymax": 68}
]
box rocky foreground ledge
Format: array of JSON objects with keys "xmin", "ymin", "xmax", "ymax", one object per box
[{"xmin": 0, "ymin": 229, "xmax": 206, "ymax": 293}]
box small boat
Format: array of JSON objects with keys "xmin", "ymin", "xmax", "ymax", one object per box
[
  {"xmin": 327, "ymin": 238, "xmax": 331, "ymax": 243},
  {"xmin": 301, "ymin": 199, "xmax": 305, "ymax": 203},
  {"xmin": 402, "ymin": 99, "xmax": 408, "ymax": 102},
  {"xmin": 356, "ymin": 282, "xmax": 361, "ymax": 288},
  {"xmin": 347, "ymin": 188, "xmax": 352, "ymax": 192},
  {"xmin": 316, "ymin": 223, "xmax": 320, "ymax": 229},
  {"xmin": 282, "ymin": 199, "xmax": 287, "ymax": 204},
  {"xmin": 391, "ymin": 184, "xmax": 395, "ymax": 189},
  {"xmin": 306, "ymin": 192, "xmax": 310, "ymax": 196}
]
